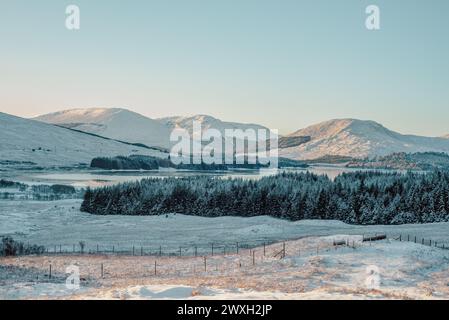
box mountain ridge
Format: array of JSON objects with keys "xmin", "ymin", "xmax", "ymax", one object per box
[
  {"xmin": 280, "ymin": 118, "xmax": 449, "ymax": 160},
  {"xmin": 33, "ymin": 108, "xmax": 449, "ymax": 161},
  {"xmin": 35, "ymin": 108, "xmax": 172, "ymax": 149},
  {"xmin": 157, "ymin": 114, "xmax": 270, "ymax": 136},
  {"xmin": 0, "ymin": 112, "xmax": 164, "ymax": 167}
]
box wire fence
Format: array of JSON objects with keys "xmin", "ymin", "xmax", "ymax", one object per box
[
  {"xmin": 34, "ymin": 238, "xmax": 294, "ymax": 257},
  {"xmin": 13, "ymin": 237, "xmax": 354, "ymax": 282},
  {"xmin": 394, "ymin": 233, "xmax": 449, "ymax": 250},
  {"xmin": 3, "ymin": 233, "xmax": 449, "ymax": 286},
  {"xmin": 4, "ymin": 231, "xmax": 449, "ymax": 259}
]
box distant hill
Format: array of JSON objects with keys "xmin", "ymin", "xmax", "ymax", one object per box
[
  {"xmin": 35, "ymin": 108, "xmax": 172, "ymax": 149},
  {"xmin": 280, "ymin": 119, "xmax": 449, "ymax": 160},
  {"xmin": 33, "ymin": 109, "xmax": 449, "ymax": 162},
  {"xmin": 347, "ymin": 152, "xmax": 449, "ymax": 170},
  {"xmin": 0, "ymin": 112, "xmax": 165, "ymax": 168},
  {"xmin": 157, "ymin": 114, "xmax": 270, "ymax": 137}
]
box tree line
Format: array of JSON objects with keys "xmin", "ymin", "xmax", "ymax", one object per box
[
  {"xmin": 90, "ymin": 155, "xmax": 308, "ymax": 170},
  {"xmin": 81, "ymin": 170, "xmax": 449, "ymax": 225}
]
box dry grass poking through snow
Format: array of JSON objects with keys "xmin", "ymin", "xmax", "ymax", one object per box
[{"xmin": 1, "ymin": 235, "xmax": 449, "ymax": 300}]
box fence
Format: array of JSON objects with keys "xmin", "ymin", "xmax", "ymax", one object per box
[
  {"xmin": 11, "ymin": 237, "xmax": 358, "ymax": 282},
  {"xmin": 3, "ymin": 233, "xmax": 449, "ymax": 284},
  {"xmin": 10, "ymin": 238, "xmax": 304, "ymax": 259},
  {"xmin": 4, "ymin": 232, "xmax": 449, "ymax": 259},
  {"xmin": 394, "ymin": 233, "xmax": 449, "ymax": 250}
]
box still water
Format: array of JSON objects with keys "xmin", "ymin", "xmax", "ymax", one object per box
[{"xmin": 20, "ymin": 165, "xmax": 384, "ymax": 188}]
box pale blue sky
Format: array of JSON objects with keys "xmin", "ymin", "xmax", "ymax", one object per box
[{"xmin": 1, "ymin": 0, "xmax": 448, "ymax": 135}]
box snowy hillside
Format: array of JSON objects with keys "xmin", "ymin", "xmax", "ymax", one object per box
[
  {"xmin": 280, "ymin": 119, "xmax": 449, "ymax": 160},
  {"xmin": 158, "ymin": 114, "xmax": 279, "ymax": 155},
  {"xmin": 33, "ymin": 110, "xmax": 449, "ymax": 161},
  {"xmin": 35, "ymin": 108, "xmax": 172, "ymax": 149},
  {"xmin": 0, "ymin": 112, "xmax": 166, "ymax": 168},
  {"xmin": 157, "ymin": 114, "xmax": 272, "ymax": 138}
]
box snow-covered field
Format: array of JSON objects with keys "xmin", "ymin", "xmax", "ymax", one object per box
[
  {"xmin": 2, "ymin": 235, "xmax": 449, "ymax": 300},
  {"xmin": 2, "ymin": 191, "xmax": 449, "ymax": 300},
  {"xmin": 2, "ymin": 199, "xmax": 449, "ymax": 252}
]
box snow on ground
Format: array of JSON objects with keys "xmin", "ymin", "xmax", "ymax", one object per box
[
  {"xmin": 2, "ymin": 199, "xmax": 449, "ymax": 252},
  {"xmin": 0, "ymin": 112, "xmax": 166, "ymax": 168},
  {"xmin": 2, "ymin": 196, "xmax": 449, "ymax": 300},
  {"xmin": 2, "ymin": 236, "xmax": 449, "ymax": 300},
  {"xmin": 34, "ymin": 108, "xmax": 172, "ymax": 150},
  {"xmin": 280, "ymin": 119, "xmax": 449, "ymax": 160}
]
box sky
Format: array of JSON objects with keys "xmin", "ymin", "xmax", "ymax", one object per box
[{"xmin": 1, "ymin": 0, "xmax": 448, "ymax": 136}]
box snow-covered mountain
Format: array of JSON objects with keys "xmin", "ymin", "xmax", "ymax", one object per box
[
  {"xmin": 0, "ymin": 112, "xmax": 165, "ymax": 167},
  {"xmin": 157, "ymin": 114, "xmax": 271, "ymax": 138},
  {"xmin": 280, "ymin": 119, "xmax": 449, "ymax": 160},
  {"xmin": 35, "ymin": 108, "xmax": 172, "ymax": 149},
  {"xmin": 31, "ymin": 109, "xmax": 449, "ymax": 162}
]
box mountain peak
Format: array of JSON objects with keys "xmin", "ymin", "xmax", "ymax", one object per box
[
  {"xmin": 281, "ymin": 118, "xmax": 449, "ymax": 160},
  {"xmin": 35, "ymin": 107, "xmax": 132, "ymax": 122},
  {"xmin": 34, "ymin": 107, "xmax": 171, "ymax": 149},
  {"xmin": 0, "ymin": 111, "xmax": 163, "ymax": 167},
  {"xmin": 288, "ymin": 118, "xmax": 388, "ymax": 139}
]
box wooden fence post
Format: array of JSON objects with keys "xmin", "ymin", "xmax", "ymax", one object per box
[
  {"xmin": 204, "ymin": 256, "xmax": 207, "ymax": 272},
  {"xmin": 101, "ymin": 263, "xmax": 104, "ymax": 278},
  {"xmin": 236, "ymin": 242, "xmax": 239, "ymax": 254},
  {"xmin": 154, "ymin": 261, "xmax": 157, "ymax": 276},
  {"xmin": 252, "ymin": 250, "xmax": 255, "ymax": 266},
  {"xmin": 49, "ymin": 264, "xmax": 52, "ymax": 279},
  {"xmin": 263, "ymin": 242, "xmax": 266, "ymax": 256}
]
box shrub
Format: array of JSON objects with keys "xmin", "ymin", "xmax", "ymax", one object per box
[{"xmin": 0, "ymin": 237, "xmax": 45, "ymax": 256}]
